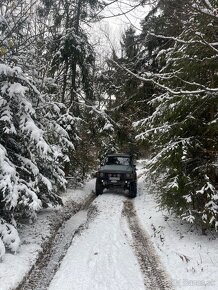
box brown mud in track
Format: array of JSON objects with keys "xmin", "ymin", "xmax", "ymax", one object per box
[
  {"xmin": 16, "ymin": 194, "xmax": 97, "ymax": 290},
  {"xmin": 123, "ymin": 200, "xmax": 175, "ymax": 290}
]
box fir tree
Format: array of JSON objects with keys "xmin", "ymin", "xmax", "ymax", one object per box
[
  {"xmin": 0, "ymin": 0, "xmax": 76, "ymax": 255},
  {"xmin": 135, "ymin": 0, "xmax": 218, "ymax": 231}
]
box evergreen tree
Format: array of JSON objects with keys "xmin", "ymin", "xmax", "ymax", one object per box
[
  {"xmin": 0, "ymin": 0, "xmax": 76, "ymax": 254},
  {"xmin": 0, "ymin": 63, "xmax": 74, "ymax": 253},
  {"xmin": 36, "ymin": 0, "xmax": 108, "ymax": 177},
  {"xmin": 135, "ymin": 0, "xmax": 218, "ymax": 231},
  {"xmin": 99, "ymin": 27, "xmax": 151, "ymax": 155}
]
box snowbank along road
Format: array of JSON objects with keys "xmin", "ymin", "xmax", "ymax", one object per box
[{"xmin": 17, "ymin": 189, "xmax": 174, "ymax": 290}]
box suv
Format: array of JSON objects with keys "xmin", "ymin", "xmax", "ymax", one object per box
[{"xmin": 95, "ymin": 153, "xmax": 137, "ymax": 198}]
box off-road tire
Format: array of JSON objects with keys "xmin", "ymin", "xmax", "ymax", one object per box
[
  {"xmin": 129, "ymin": 181, "xmax": 137, "ymax": 198},
  {"xmin": 95, "ymin": 179, "xmax": 104, "ymax": 196}
]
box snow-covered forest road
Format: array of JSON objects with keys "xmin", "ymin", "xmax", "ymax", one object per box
[
  {"xmin": 17, "ymin": 179, "xmax": 173, "ymax": 290},
  {"xmin": 1, "ymin": 161, "xmax": 217, "ymax": 290}
]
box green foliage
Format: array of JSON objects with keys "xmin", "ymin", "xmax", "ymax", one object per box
[{"xmin": 98, "ymin": 27, "xmax": 152, "ymax": 155}]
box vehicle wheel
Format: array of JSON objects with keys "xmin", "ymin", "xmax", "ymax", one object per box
[
  {"xmin": 129, "ymin": 181, "xmax": 137, "ymax": 198},
  {"xmin": 95, "ymin": 179, "xmax": 104, "ymax": 196}
]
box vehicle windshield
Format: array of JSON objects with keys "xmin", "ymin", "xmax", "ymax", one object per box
[{"xmin": 105, "ymin": 156, "xmax": 130, "ymax": 166}]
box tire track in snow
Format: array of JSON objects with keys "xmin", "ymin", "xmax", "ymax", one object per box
[
  {"xmin": 16, "ymin": 194, "xmax": 97, "ymax": 290},
  {"xmin": 123, "ymin": 201, "xmax": 175, "ymax": 290}
]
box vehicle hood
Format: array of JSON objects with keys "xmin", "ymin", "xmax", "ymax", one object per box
[{"xmin": 99, "ymin": 165, "xmax": 132, "ymax": 174}]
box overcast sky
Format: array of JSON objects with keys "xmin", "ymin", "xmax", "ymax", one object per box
[{"xmin": 89, "ymin": 1, "xmax": 151, "ymax": 64}]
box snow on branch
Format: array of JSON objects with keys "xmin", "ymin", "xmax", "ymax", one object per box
[
  {"xmin": 193, "ymin": 0, "xmax": 218, "ymax": 20},
  {"xmin": 71, "ymin": 89, "xmax": 120, "ymax": 128},
  {"xmin": 148, "ymin": 32, "xmax": 218, "ymax": 55},
  {"xmin": 112, "ymin": 61, "xmax": 218, "ymax": 95}
]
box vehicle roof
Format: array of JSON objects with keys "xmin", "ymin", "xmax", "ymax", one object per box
[{"xmin": 106, "ymin": 153, "xmax": 131, "ymax": 157}]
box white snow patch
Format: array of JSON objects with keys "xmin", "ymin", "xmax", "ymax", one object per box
[
  {"xmin": 8, "ymin": 83, "xmax": 28, "ymax": 97},
  {"xmin": 0, "ymin": 238, "xmax": 6, "ymax": 261},
  {"xmin": 62, "ymin": 179, "xmax": 95, "ymax": 205}
]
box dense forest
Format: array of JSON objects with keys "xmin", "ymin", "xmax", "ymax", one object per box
[{"xmin": 0, "ymin": 0, "xmax": 218, "ymax": 253}]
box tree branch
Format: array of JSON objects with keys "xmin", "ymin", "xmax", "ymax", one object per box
[{"xmin": 112, "ymin": 60, "xmax": 218, "ymax": 95}]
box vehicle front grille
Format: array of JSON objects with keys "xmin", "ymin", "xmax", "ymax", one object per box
[
  {"xmin": 106, "ymin": 173, "xmax": 125, "ymax": 180},
  {"xmin": 107, "ymin": 173, "xmax": 122, "ymax": 178}
]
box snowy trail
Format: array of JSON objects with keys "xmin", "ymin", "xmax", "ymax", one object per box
[
  {"xmin": 48, "ymin": 193, "xmax": 145, "ymax": 290},
  {"xmin": 48, "ymin": 191, "xmax": 174, "ymax": 290},
  {"xmin": 16, "ymin": 175, "xmax": 174, "ymax": 290}
]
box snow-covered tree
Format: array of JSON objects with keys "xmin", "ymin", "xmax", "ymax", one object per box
[
  {"xmin": 0, "ymin": 0, "xmax": 78, "ymax": 256},
  {"xmin": 134, "ymin": 0, "xmax": 218, "ymax": 231},
  {"xmin": 0, "ymin": 60, "xmax": 75, "ymax": 242},
  {"xmin": 0, "ymin": 63, "xmax": 75, "ymax": 254}
]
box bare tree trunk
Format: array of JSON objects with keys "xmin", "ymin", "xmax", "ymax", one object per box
[{"xmin": 62, "ymin": 59, "xmax": 69, "ymax": 103}]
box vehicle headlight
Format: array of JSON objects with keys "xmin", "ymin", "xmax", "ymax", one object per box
[
  {"xmin": 100, "ymin": 172, "xmax": 104, "ymax": 177},
  {"xmin": 126, "ymin": 173, "xmax": 131, "ymax": 178}
]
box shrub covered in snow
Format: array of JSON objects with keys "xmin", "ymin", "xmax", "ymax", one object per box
[{"xmin": 0, "ymin": 218, "xmax": 20, "ymax": 256}]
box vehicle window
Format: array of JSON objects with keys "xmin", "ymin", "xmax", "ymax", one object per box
[
  {"xmin": 105, "ymin": 156, "xmax": 118, "ymax": 165},
  {"xmin": 105, "ymin": 156, "xmax": 130, "ymax": 165},
  {"xmin": 117, "ymin": 157, "xmax": 130, "ymax": 165}
]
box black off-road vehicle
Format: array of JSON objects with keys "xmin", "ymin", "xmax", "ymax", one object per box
[{"xmin": 95, "ymin": 153, "xmax": 137, "ymax": 198}]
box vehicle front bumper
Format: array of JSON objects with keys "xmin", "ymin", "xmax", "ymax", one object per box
[{"xmin": 101, "ymin": 179, "xmax": 133, "ymax": 188}]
